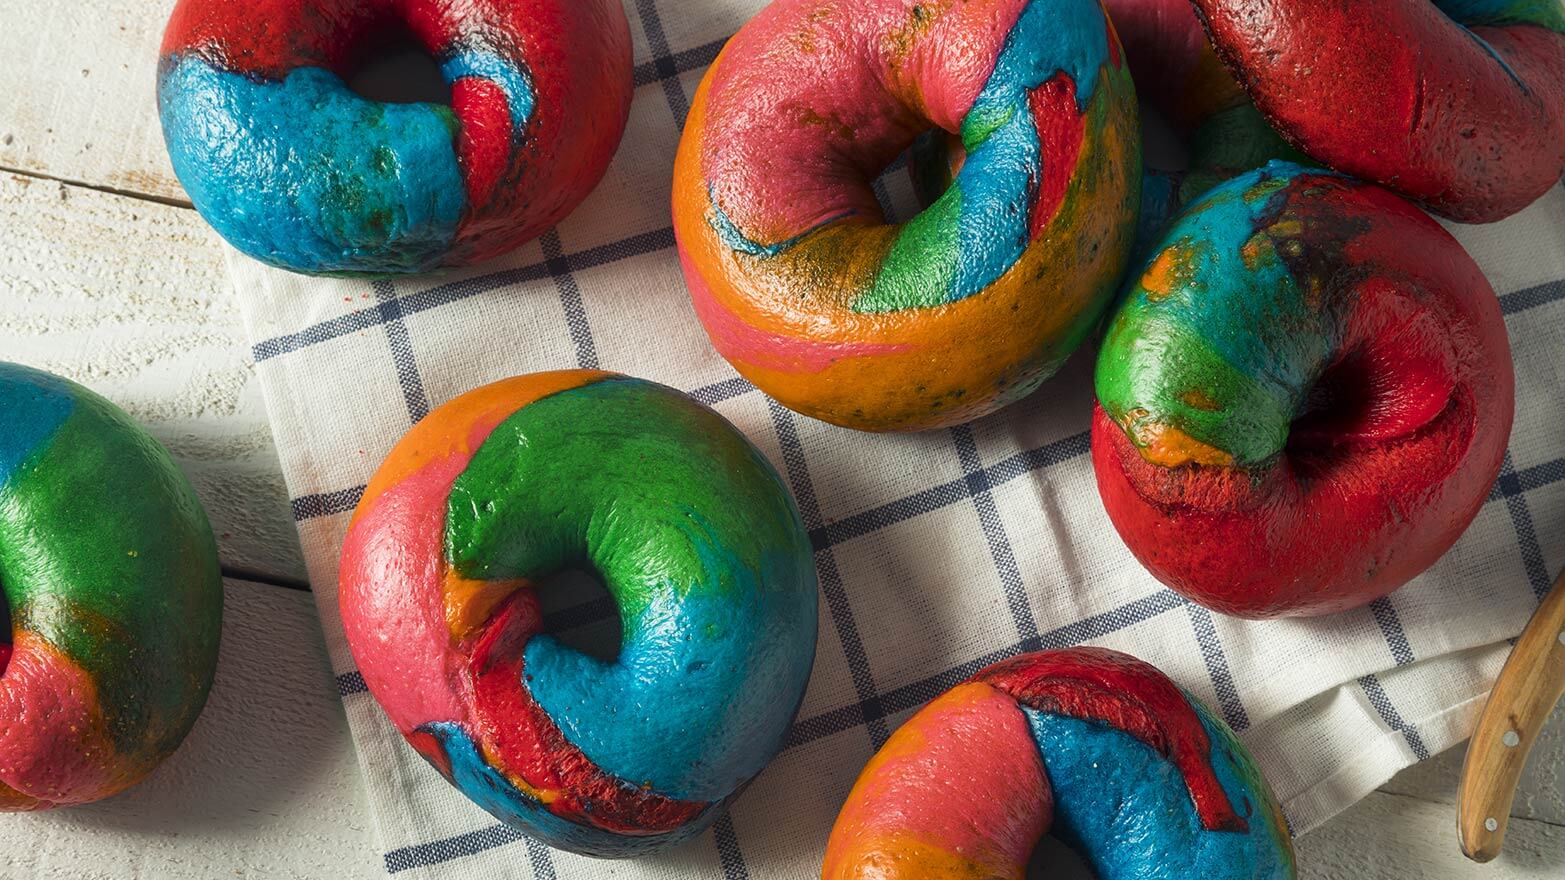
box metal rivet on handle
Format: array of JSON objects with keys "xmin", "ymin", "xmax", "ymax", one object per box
[
  {"xmin": 1485, "ymin": 818, "xmax": 1499, "ymax": 832},
  {"xmin": 1503, "ymin": 730, "xmax": 1521, "ymax": 748}
]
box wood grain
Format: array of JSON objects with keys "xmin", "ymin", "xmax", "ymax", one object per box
[
  {"xmin": 1300, "ymin": 790, "xmax": 1565, "ymax": 879},
  {"xmin": 0, "ymin": 580, "xmax": 379, "ymax": 879},
  {"xmin": 0, "ymin": 171, "xmax": 306, "ymax": 584},
  {"xmin": 0, "ymin": 0, "xmax": 186, "ymax": 203},
  {"xmin": 1459, "ymin": 569, "xmax": 1565, "ymax": 862},
  {"xmin": 1383, "ymin": 702, "xmax": 1565, "ymax": 828}
]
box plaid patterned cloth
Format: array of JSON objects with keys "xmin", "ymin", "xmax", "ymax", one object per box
[{"xmin": 227, "ymin": 1, "xmax": 1565, "ymax": 876}]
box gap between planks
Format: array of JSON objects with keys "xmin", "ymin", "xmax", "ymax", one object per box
[
  {"xmin": 1376, "ymin": 783, "xmax": 1565, "ymax": 831},
  {"xmin": 0, "ymin": 162, "xmax": 192, "ymax": 210},
  {"xmin": 222, "ymin": 565, "xmax": 312, "ymax": 593}
]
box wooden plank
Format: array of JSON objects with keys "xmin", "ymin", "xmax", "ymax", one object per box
[
  {"xmin": 0, "ymin": 171, "xmax": 306, "ymax": 584},
  {"xmin": 1383, "ymin": 703, "xmax": 1565, "ymax": 828},
  {"xmin": 1458, "ymin": 571, "xmax": 1565, "ymax": 860},
  {"xmin": 1299, "ymin": 790, "xmax": 1565, "ymax": 879},
  {"xmin": 0, "ymin": 580, "xmax": 378, "ymax": 879},
  {"xmin": 0, "ymin": 0, "xmax": 186, "ymax": 203}
]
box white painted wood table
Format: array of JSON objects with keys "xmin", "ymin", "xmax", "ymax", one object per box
[{"xmin": 0, "ymin": 1, "xmax": 1561, "ymax": 877}]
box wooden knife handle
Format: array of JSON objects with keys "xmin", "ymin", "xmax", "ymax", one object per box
[{"xmin": 1457, "ymin": 567, "xmax": 1565, "ymax": 862}]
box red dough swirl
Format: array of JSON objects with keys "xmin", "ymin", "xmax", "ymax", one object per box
[{"xmin": 1189, "ymin": 0, "xmax": 1565, "ymax": 222}]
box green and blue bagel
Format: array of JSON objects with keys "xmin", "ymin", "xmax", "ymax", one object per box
[{"xmin": 339, "ymin": 371, "xmax": 819, "ymax": 856}]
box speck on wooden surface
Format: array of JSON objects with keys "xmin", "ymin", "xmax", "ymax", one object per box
[{"xmin": 0, "ymin": 0, "xmax": 186, "ymax": 202}]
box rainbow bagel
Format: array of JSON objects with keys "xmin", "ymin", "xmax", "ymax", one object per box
[
  {"xmin": 0, "ymin": 363, "xmax": 222, "ymax": 810},
  {"xmin": 823, "ymin": 647, "xmax": 1295, "ymax": 878},
  {"xmin": 158, "ymin": 0, "xmax": 632, "ymax": 275},
  {"xmin": 672, "ymin": 0, "xmax": 1141, "ymax": 432},
  {"xmin": 1188, "ymin": 0, "xmax": 1565, "ymax": 222},
  {"xmin": 1092, "ymin": 162, "xmax": 1514, "ymax": 618},
  {"xmin": 339, "ymin": 371, "xmax": 818, "ymax": 856}
]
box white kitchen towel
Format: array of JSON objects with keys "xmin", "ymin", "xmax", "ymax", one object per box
[{"xmin": 227, "ymin": 1, "xmax": 1565, "ymax": 876}]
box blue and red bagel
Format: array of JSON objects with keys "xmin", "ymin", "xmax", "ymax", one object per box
[
  {"xmin": 158, "ymin": 0, "xmax": 632, "ymax": 275},
  {"xmin": 824, "ymin": 647, "xmax": 1295, "ymax": 878}
]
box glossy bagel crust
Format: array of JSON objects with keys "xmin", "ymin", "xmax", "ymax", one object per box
[
  {"xmin": 158, "ymin": 0, "xmax": 632, "ymax": 274},
  {"xmin": 673, "ymin": 0, "xmax": 1141, "ymax": 432},
  {"xmin": 1191, "ymin": 0, "xmax": 1565, "ymax": 222},
  {"xmin": 0, "ymin": 363, "xmax": 222, "ymax": 811},
  {"xmin": 338, "ymin": 371, "xmax": 819, "ymax": 857},
  {"xmin": 822, "ymin": 647, "xmax": 1295, "ymax": 879},
  {"xmin": 1093, "ymin": 163, "xmax": 1514, "ymax": 618}
]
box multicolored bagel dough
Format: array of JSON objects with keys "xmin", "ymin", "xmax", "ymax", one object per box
[
  {"xmin": 673, "ymin": 0, "xmax": 1141, "ymax": 432},
  {"xmin": 1093, "ymin": 162, "xmax": 1514, "ymax": 618},
  {"xmin": 158, "ymin": 0, "xmax": 632, "ymax": 274},
  {"xmin": 823, "ymin": 647, "xmax": 1295, "ymax": 879},
  {"xmin": 0, "ymin": 363, "xmax": 222, "ymax": 810},
  {"xmin": 1189, "ymin": 0, "xmax": 1565, "ymax": 222},
  {"xmin": 339, "ymin": 371, "xmax": 819, "ymax": 856}
]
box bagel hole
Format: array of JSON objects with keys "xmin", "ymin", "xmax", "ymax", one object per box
[
  {"xmin": 875, "ymin": 134, "xmax": 941, "ymax": 224},
  {"xmin": 345, "ymin": 28, "xmax": 451, "ymax": 106},
  {"xmin": 535, "ymin": 567, "xmax": 621, "ymax": 663},
  {"xmin": 1286, "ymin": 352, "xmax": 1379, "ymax": 463},
  {"xmin": 1025, "ymin": 836, "xmax": 1094, "ymax": 879}
]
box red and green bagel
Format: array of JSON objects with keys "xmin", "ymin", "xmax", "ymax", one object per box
[
  {"xmin": 1146, "ymin": 0, "xmax": 1565, "ymax": 222},
  {"xmin": 0, "ymin": 363, "xmax": 222, "ymax": 810},
  {"xmin": 1093, "ymin": 163, "xmax": 1514, "ymax": 618}
]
